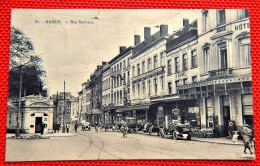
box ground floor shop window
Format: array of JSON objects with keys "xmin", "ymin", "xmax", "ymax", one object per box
[
  {"xmin": 187, "ymin": 107, "xmax": 200, "ymax": 127},
  {"xmin": 242, "ymin": 94, "xmax": 253, "ymax": 127},
  {"xmin": 206, "ymin": 98, "xmax": 213, "ymax": 127}
]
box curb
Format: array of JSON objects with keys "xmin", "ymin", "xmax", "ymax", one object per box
[{"xmin": 191, "ymin": 138, "xmax": 244, "ymax": 146}]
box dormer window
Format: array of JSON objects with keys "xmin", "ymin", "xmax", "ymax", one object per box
[
  {"xmin": 217, "ymin": 9, "xmax": 226, "ymax": 26},
  {"xmin": 237, "ymin": 9, "xmax": 249, "ymax": 20},
  {"xmin": 202, "ymin": 10, "xmax": 208, "ymax": 32}
]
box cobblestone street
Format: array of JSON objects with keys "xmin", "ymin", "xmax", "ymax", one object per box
[{"xmin": 5, "ymin": 129, "xmax": 255, "ymax": 161}]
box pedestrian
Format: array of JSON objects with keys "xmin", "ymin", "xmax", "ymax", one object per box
[
  {"xmin": 57, "ymin": 122, "xmax": 60, "ymax": 133},
  {"xmin": 40, "ymin": 122, "xmax": 45, "ymax": 135},
  {"xmin": 122, "ymin": 121, "xmax": 128, "ymax": 138},
  {"xmin": 66, "ymin": 123, "xmax": 70, "ymax": 133},
  {"xmin": 74, "ymin": 123, "xmax": 78, "ymax": 132},
  {"xmin": 95, "ymin": 122, "xmax": 99, "ymax": 133},
  {"xmin": 241, "ymin": 124, "xmax": 254, "ymax": 154},
  {"xmin": 53, "ymin": 122, "xmax": 57, "ymax": 133}
]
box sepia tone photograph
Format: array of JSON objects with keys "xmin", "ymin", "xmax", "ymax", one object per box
[{"xmin": 5, "ymin": 9, "xmax": 254, "ymax": 161}]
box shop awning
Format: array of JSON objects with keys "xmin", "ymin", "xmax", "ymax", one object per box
[
  {"xmin": 116, "ymin": 105, "xmax": 149, "ymax": 112},
  {"xmin": 89, "ymin": 109, "xmax": 103, "ymax": 115}
]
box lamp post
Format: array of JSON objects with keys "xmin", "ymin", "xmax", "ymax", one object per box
[{"xmin": 16, "ymin": 57, "xmax": 30, "ymax": 137}]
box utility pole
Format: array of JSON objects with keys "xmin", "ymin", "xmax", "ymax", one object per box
[
  {"xmin": 16, "ymin": 66, "xmax": 23, "ymax": 137},
  {"xmin": 63, "ymin": 81, "xmax": 66, "ymax": 133}
]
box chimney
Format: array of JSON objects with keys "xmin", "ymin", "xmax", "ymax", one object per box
[
  {"xmin": 160, "ymin": 24, "xmax": 168, "ymax": 37},
  {"xmin": 144, "ymin": 27, "xmax": 151, "ymax": 41},
  {"xmin": 183, "ymin": 18, "xmax": 189, "ymax": 27},
  {"xmin": 134, "ymin": 35, "xmax": 141, "ymax": 45},
  {"xmin": 119, "ymin": 46, "xmax": 127, "ymax": 53},
  {"xmin": 102, "ymin": 61, "xmax": 107, "ymax": 66}
]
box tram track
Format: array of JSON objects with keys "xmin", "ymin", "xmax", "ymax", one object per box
[{"xmin": 78, "ymin": 131, "xmax": 122, "ymax": 160}]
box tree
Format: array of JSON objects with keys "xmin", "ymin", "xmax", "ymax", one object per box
[{"xmin": 8, "ymin": 26, "xmax": 48, "ymax": 99}]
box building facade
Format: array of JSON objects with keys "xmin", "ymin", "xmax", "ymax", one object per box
[
  {"xmin": 109, "ymin": 46, "xmax": 133, "ymax": 124},
  {"xmin": 7, "ymin": 95, "xmax": 54, "ymax": 134},
  {"xmin": 78, "ymin": 9, "xmax": 252, "ymax": 137}
]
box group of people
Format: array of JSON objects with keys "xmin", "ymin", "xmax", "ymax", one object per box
[{"xmin": 53, "ymin": 122, "xmax": 71, "ymax": 133}]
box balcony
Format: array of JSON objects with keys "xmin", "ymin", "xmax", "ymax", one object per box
[
  {"xmin": 110, "ymin": 70, "xmax": 122, "ymax": 78},
  {"xmin": 216, "ymin": 24, "xmax": 226, "ymax": 33},
  {"xmin": 132, "ymin": 66, "xmax": 165, "ymax": 83},
  {"xmin": 208, "ymin": 68, "xmax": 232, "ymax": 80}
]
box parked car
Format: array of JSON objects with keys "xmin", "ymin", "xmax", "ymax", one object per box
[
  {"xmin": 80, "ymin": 122, "xmax": 91, "ymax": 131},
  {"xmin": 159, "ymin": 123, "xmax": 192, "ymax": 140}
]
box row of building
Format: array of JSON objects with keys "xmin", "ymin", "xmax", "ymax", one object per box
[{"xmin": 78, "ymin": 9, "xmax": 253, "ymax": 136}]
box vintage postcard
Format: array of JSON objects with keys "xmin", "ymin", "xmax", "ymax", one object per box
[{"xmin": 6, "ymin": 9, "xmax": 255, "ymax": 161}]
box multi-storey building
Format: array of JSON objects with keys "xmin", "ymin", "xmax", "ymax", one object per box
[
  {"xmin": 78, "ymin": 81, "xmax": 91, "ymax": 123},
  {"xmin": 101, "ymin": 64, "xmax": 112, "ymax": 124},
  {"xmin": 89, "ymin": 62, "xmax": 108, "ymax": 124},
  {"xmin": 176, "ymin": 9, "xmax": 251, "ymax": 136},
  {"xmin": 156, "ymin": 19, "xmax": 200, "ymax": 128},
  {"xmin": 110, "ymin": 46, "xmax": 133, "ymax": 123},
  {"xmin": 119, "ymin": 25, "xmax": 169, "ymax": 125}
]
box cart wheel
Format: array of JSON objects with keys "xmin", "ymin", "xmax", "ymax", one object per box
[{"xmin": 173, "ymin": 131, "xmax": 178, "ymax": 140}]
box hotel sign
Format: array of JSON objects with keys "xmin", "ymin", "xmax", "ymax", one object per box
[{"xmin": 234, "ymin": 21, "xmax": 249, "ymax": 31}]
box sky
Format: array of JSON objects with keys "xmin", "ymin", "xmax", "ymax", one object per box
[{"xmin": 11, "ymin": 9, "xmax": 200, "ymax": 96}]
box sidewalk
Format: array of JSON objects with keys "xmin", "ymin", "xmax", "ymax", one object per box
[
  {"xmin": 191, "ymin": 137, "xmax": 244, "ymax": 146},
  {"xmin": 6, "ymin": 132, "xmax": 76, "ymax": 139}
]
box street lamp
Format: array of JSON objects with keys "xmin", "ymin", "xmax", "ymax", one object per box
[{"xmin": 16, "ymin": 56, "xmax": 30, "ymax": 137}]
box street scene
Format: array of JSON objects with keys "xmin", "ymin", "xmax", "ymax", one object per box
[
  {"xmin": 6, "ymin": 9, "xmax": 255, "ymax": 161},
  {"xmin": 5, "ymin": 127, "xmax": 254, "ymax": 161}
]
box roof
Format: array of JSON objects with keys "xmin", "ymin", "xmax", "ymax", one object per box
[{"xmin": 109, "ymin": 46, "xmax": 132, "ymax": 64}]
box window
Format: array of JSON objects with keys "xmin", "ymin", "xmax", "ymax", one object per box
[
  {"xmin": 175, "ymin": 80, "xmax": 180, "ymax": 90},
  {"xmin": 132, "ymin": 84, "xmax": 135, "ymax": 97},
  {"xmin": 183, "ymin": 78, "xmax": 187, "ymax": 85},
  {"xmin": 154, "ymin": 55, "xmax": 158, "ymax": 69},
  {"xmin": 132, "ymin": 66, "xmax": 135, "ymax": 77},
  {"xmin": 161, "ymin": 76, "xmax": 164, "ymax": 90},
  {"xmin": 154, "ymin": 79, "xmax": 158, "ymax": 95},
  {"xmin": 117, "ymin": 76, "xmax": 120, "ymax": 87},
  {"xmin": 175, "ymin": 57, "xmax": 180, "ymax": 73},
  {"xmin": 217, "ymin": 9, "xmax": 226, "ymax": 26},
  {"xmin": 203, "ymin": 47, "xmax": 210, "ymax": 73},
  {"xmin": 192, "ymin": 76, "xmax": 197, "ymax": 83},
  {"xmin": 137, "ymin": 84, "xmax": 140, "ymax": 96},
  {"xmin": 142, "ymin": 81, "xmax": 146, "ymax": 96},
  {"xmin": 142, "ymin": 61, "xmax": 145, "ymax": 73},
  {"xmin": 191, "ymin": 50, "xmax": 197, "ymax": 68},
  {"xmin": 123, "ymin": 73, "xmax": 126, "ymax": 84},
  {"xmin": 237, "ymin": 9, "xmax": 249, "ymax": 20},
  {"xmin": 167, "ymin": 59, "xmax": 172, "ymax": 75},
  {"xmin": 218, "ymin": 42, "xmax": 228, "ymax": 69},
  {"xmin": 182, "ymin": 54, "xmax": 188, "ymax": 71},
  {"xmin": 117, "ymin": 64, "xmax": 119, "ymax": 71},
  {"xmin": 127, "ymin": 71, "xmax": 130, "ymax": 83},
  {"xmin": 137, "ymin": 64, "xmax": 140, "ymax": 76},
  {"xmin": 147, "ymin": 58, "xmax": 152, "ymax": 71},
  {"xmin": 160, "ymin": 52, "xmax": 165, "ymax": 66},
  {"xmin": 239, "ymin": 37, "xmax": 251, "ymax": 66},
  {"xmin": 123, "ymin": 60, "xmax": 126, "ymax": 68},
  {"xmin": 168, "ymin": 82, "xmax": 172, "ymax": 94},
  {"xmin": 111, "ymin": 68, "xmax": 113, "ymax": 73},
  {"xmin": 148, "ymin": 80, "xmax": 151, "ymax": 96},
  {"xmin": 114, "ymin": 66, "xmax": 116, "ymax": 72},
  {"xmin": 120, "ymin": 63, "xmax": 122, "ymax": 70},
  {"xmin": 127, "ymin": 58, "xmax": 130, "ymax": 66},
  {"xmin": 202, "ymin": 10, "xmax": 208, "ymax": 32}
]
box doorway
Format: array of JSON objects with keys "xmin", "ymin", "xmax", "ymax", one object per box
[
  {"xmin": 222, "ymin": 96, "xmax": 230, "ymax": 136},
  {"xmin": 35, "ymin": 117, "xmax": 42, "ymax": 133}
]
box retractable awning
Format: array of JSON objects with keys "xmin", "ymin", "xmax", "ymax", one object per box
[
  {"xmin": 89, "ymin": 109, "xmax": 103, "ymax": 115},
  {"xmin": 116, "ymin": 105, "xmax": 149, "ymax": 112}
]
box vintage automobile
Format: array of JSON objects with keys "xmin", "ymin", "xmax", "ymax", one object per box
[
  {"xmin": 80, "ymin": 121, "xmax": 91, "ymax": 131},
  {"xmin": 125, "ymin": 117, "xmax": 138, "ymax": 133},
  {"xmin": 159, "ymin": 122, "xmax": 192, "ymax": 140}
]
